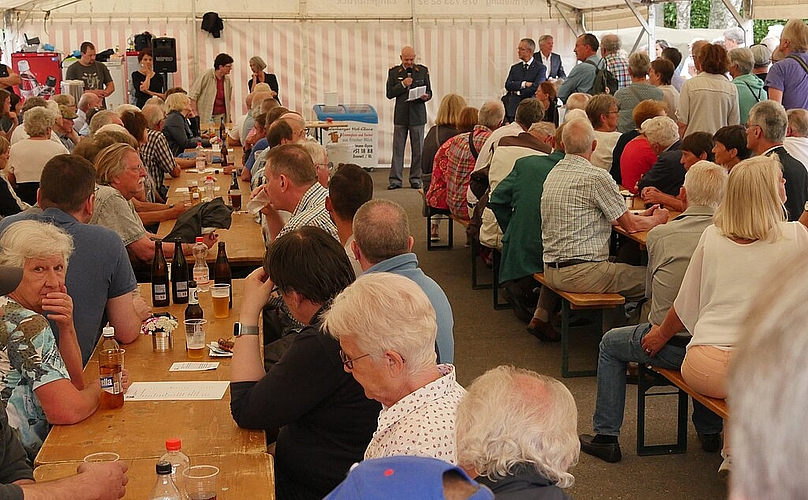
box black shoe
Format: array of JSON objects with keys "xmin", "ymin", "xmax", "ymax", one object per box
[
  {"xmin": 526, "ymin": 318, "xmax": 561, "ymax": 342},
  {"xmin": 502, "ymin": 285, "xmax": 533, "ymax": 324},
  {"xmin": 698, "ymin": 432, "xmax": 722, "ymax": 453},
  {"xmin": 580, "ymin": 434, "xmax": 622, "ymax": 463},
  {"xmin": 387, "ymin": 184, "xmax": 402, "ymax": 190},
  {"xmin": 410, "ymin": 182, "xmax": 422, "ymax": 189}
]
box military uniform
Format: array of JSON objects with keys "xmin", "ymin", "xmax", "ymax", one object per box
[{"xmin": 385, "ymin": 63, "xmax": 432, "ymax": 188}]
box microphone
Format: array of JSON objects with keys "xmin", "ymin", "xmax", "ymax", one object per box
[{"xmin": 406, "ymin": 67, "xmax": 413, "ymax": 77}]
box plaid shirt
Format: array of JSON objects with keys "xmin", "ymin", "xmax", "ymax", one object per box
[
  {"xmin": 541, "ymin": 154, "xmax": 626, "ymax": 263},
  {"xmin": 141, "ymin": 129, "xmax": 176, "ymax": 188},
  {"xmin": 278, "ymin": 182, "xmax": 338, "ymax": 240},
  {"xmin": 604, "ymin": 52, "xmax": 631, "ymax": 90},
  {"xmin": 444, "ymin": 125, "xmax": 491, "ymax": 220}
]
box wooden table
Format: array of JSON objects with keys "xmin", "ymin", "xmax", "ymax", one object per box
[
  {"xmin": 158, "ymin": 168, "xmax": 266, "ymax": 266},
  {"xmin": 34, "ymin": 452, "xmax": 275, "ymax": 499},
  {"xmin": 35, "ymin": 280, "xmax": 267, "ymax": 466}
]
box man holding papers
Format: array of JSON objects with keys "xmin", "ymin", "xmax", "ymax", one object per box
[{"xmin": 385, "ymin": 45, "xmax": 432, "ymax": 190}]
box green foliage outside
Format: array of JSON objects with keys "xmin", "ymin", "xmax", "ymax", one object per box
[{"xmin": 662, "ymin": 3, "xmax": 800, "ymax": 44}]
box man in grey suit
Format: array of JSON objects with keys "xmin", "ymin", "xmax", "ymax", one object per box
[
  {"xmin": 503, "ymin": 38, "xmax": 546, "ymax": 124},
  {"xmin": 385, "ymin": 45, "xmax": 432, "ymax": 190},
  {"xmin": 534, "ymin": 34, "xmax": 567, "ymax": 81}
]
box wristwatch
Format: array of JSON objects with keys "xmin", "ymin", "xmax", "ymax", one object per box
[{"xmin": 233, "ymin": 322, "xmax": 259, "ymax": 337}]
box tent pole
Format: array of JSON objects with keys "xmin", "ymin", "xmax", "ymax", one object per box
[{"xmin": 191, "ymin": 0, "xmax": 198, "ymax": 83}]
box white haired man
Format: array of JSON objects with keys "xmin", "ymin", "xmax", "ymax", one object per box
[
  {"xmin": 784, "ymin": 108, "xmax": 808, "ymax": 171},
  {"xmin": 532, "ymin": 118, "xmax": 668, "ymax": 334},
  {"xmin": 635, "ymin": 116, "xmax": 684, "ymax": 196},
  {"xmin": 457, "ymin": 366, "xmax": 579, "ymax": 498},
  {"xmin": 323, "ymin": 272, "xmax": 466, "ymax": 463},
  {"xmin": 746, "ymin": 100, "xmax": 808, "ymax": 221},
  {"xmin": 580, "ymin": 161, "xmax": 728, "ymax": 463}
]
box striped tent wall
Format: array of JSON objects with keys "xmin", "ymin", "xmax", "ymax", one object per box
[{"xmin": 42, "ymin": 17, "xmax": 577, "ymax": 164}]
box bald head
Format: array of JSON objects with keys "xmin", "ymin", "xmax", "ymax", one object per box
[{"xmin": 400, "ymin": 46, "xmax": 416, "ymax": 69}]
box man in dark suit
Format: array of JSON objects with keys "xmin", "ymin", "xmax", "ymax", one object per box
[
  {"xmin": 385, "ymin": 45, "xmax": 432, "ymax": 190},
  {"xmin": 534, "ymin": 34, "xmax": 567, "ymax": 81},
  {"xmin": 503, "ymin": 38, "xmax": 546, "ymax": 124}
]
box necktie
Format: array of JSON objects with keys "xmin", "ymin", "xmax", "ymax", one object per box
[{"xmin": 524, "ymin": 63, "xmax": 529, "ymax": 72}]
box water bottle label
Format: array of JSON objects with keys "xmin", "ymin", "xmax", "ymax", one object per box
[{"xmin": 100, "ymin": 371, "xmax": 123, "ymax": 394}]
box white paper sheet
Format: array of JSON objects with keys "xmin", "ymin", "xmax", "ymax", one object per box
[
  {"xmin": 407, "ymin": 86, "xmax": 427, "ymax": 101},
  {"xmin": 169, "ymin": 362, "xmax": 220, "ymax": 372},
  {"xmin": 124, "ymin": 381, "xmax": 229, "ymax": 401}
]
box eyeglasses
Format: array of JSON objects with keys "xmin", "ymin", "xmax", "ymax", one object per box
[
  {"xmin": 339, "ymin": 349, "xmax": 370, "ymax": 370},
  {"xmin": 127, "ymin": 163, "xmax": 146, "ymax": 173}
]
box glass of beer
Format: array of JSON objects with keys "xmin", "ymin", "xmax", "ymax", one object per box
[
  {"xmin": 184, "ymin": 319, "xmax": 208, "ymax": 359},
  {"xmin": 183, "ymin": 465, "xmax": 219, "ymax": 500},
  {"xmin": 211, "ymin": 284, "xmax": 231, "ymax": 319}
]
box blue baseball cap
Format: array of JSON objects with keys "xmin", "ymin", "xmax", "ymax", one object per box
[{"xmin": 325, "ymin": 456, "xmax": 494, "ymax": 500}]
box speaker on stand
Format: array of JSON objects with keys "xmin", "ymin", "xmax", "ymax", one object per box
[{"xmin": 152, "ymin": 37, "xmax": 177, "ymax": 93}]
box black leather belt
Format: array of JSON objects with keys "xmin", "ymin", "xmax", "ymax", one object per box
[{"xmin": 545, "ymin": 260, "xmax": 591, "ymax": 269}]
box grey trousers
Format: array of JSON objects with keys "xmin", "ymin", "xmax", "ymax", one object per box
[{"xmin": 390, "ymin": 123, "xmax": 425, "ymax": 186}]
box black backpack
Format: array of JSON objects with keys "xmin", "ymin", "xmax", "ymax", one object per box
[{"xmin": 584, "ymin": 59, "xmax": 619, "ymax": 95}]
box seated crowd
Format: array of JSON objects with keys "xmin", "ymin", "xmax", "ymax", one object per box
[{"xmin": 2, "ymin": 20, "xmax": 808, "ymax": 500}]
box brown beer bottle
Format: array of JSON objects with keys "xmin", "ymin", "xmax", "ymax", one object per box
[
  {"xmin": 214, "ymin": 242, "xmax": 232, "ymax": 308},
  {"xmin": 171, "ymin": 238, "xmax": 189, "ymax": 304},
  {"xmin": 151, "ymin": 239, "xmax": 169, "ymax": 307},
  {"xmin": 184, "ymin": 281, "xmax": 204, "ymax": 321}
]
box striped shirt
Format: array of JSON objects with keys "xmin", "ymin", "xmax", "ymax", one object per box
[
  {"xmin": 541, "ymin": 153, "xmax": 626, "ymax": 263},
  {"xmin": 278, "ymin": 182, "xmax": 338, "ymax": 240},
  {"xmin": 141, "ymin": 129, "xmax": 176, "ymax": 188},
  {"xmin": 605, "ymin": 52, "xmax": 631, "ymax": 90}
]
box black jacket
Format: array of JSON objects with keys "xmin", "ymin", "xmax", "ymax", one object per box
[{"xmin": 477, "ymin": 465, "xmax": 571, "ymax": 500}]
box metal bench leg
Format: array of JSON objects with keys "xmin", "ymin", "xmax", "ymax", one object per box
[
  {"xmin": 492, "ymin": 249, "xmax": 511, "ymax": 310},
  {"xmin": 560, "ymin": 302, "xmax": 598, "ymax": 378},
  {"xmin": 427, "ymin": 214, "xmax": 453, "ymax": 251},
  {"xmin": 471, "ymin": 239, "xmax": 492, "ymax": 290},
  {"xmin": 636, "ymin": 365, "xmax": 689, "ymax": 455}
]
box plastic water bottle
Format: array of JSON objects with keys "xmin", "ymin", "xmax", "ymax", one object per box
[
  {"xmin": 149, "ymin": 461, "xmax": 181, "ymax": 500},
  {"xmin": 195, "ymin": 142, "xmax": 205, "ymax": 170},
  {"xmin": 99, "ymin": 326, "xmax": 124, "ymax": 409},
  {"xmin": 17, "ymin": 60, "xmax": 40, "ymax": 99},
  {"xmin": 203, "ymin": 175, "xmax": 215, "ymax": 202},
  {"xmin": 192, "ymin": 237, "xmax": 210, "ymax": 292},
  {"xmin": 159, "ymin": 438, "xmax": 190, "ymax": 485}
]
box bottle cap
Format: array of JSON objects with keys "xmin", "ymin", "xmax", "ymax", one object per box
[
  {"xmin": 195, "ymin": 236, "xmax": 204, "ymax": 243},
  {"xmin": 165, "ymin": 438, "xmax": 182, "ymax": 451},
  {"xmin": 102, "ymin": 326, "xmax": 115, "ymax": 338},
  {"xmin": 156, "ymin": 461, "xmax": 172, "ymax": 474}
]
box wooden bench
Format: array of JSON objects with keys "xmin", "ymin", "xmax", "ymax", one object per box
[
  {"xmin": 637, "ymin": 365, "xmax": 729, "ymax": 456},
  {"xmin": 533, "ymin": 273, "xmax": 625, "ymax": 377}
]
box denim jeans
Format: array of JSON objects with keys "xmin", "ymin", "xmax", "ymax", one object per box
[
  {"xmin": 593, "ymin": 323, "xmax": 724, "ymax": 436},
  {"xmin": 390, "ymin": 124, "xmax": 425, "ymax": 186}
]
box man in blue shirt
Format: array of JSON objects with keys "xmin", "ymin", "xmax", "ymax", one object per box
[
  {"xmin": 558, "ymin": 33, "xmax": 602, "ymax": 103},
  {"xmin": 351, "ymin": 199, "xmax": 455, "ymax": 363}
]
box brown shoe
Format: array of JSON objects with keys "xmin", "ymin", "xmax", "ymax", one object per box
[{"xmin": 527, "ymin": 318, "xmax": 561, "ymax": 342}]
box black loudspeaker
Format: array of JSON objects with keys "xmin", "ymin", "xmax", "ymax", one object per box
[{"xmin": 152, "ymin": 37, "xmax": 177, "ymax": 73}]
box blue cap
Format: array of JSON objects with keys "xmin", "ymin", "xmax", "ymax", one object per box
[{"xmin": 325, "ymin": 456, "xmax": 494, "ymax": 500}]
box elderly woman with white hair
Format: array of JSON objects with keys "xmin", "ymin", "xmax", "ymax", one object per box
[
  {"xmin": 456, "ymin": 366, "xmax": 579, "ymax": 499},
  {"xmin": 642, "ymin": 155, "xmax": 808, "ymax": 477},
  {"xmin": 728, "ymin": 47, "xmax": 767, "ymax": 123},
  {"xmin": 635, "ymin": 116, "xmax": 683, "ymax": 197},
  {"xmin": 323, "ymin": 272, "xmax": 466, "ymax": 464},
  {"xmin": 162, "ymin": 92, "xmax": 209, "ymax": 157},
  {"xmin": 247, "ymin": 55, "xmax": 280, "ymax": 101},
  {"xmin": 0, "ymin": 220, "xmax": 109, "ymax": 461},
  {"xmin": 8, "ymin": 106, "xmax": 69, "ymax": 204}
]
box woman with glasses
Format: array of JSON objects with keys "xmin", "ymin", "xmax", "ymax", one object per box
[
  {"xmin": 323, "ymin": 271, "xmax": 466, "ymax": 464},
  {"xmin": 230, "ymin": 226, "xmax": 380, "ymax": 500}
]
